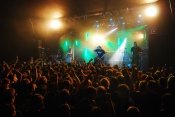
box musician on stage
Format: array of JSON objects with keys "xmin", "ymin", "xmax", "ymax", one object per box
[
  {"xmin": 130, "ymin": 42, "xmax": 142, "ymax": 67},
  {"xmin": 93, "ymin": 45, "xmax": 106, "ymax": 65},
  {"xmin": 66, "ymin": 46, "xmax": 72, "ymax": 63}
]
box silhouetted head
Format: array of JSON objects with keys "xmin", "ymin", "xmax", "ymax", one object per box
[
  {"xmin": 134, "ymin": 42, "xmax": 137, "ymax": 47},
  {"xmin": 97, "ymin": 46, "xmax": 101, "ymax": 49},
  {"xmin": 127, "ymin": 106, "xmax": 140, "ymax": 117}
]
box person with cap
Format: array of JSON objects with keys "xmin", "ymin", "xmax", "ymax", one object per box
[{"xmin": 93, "ymin": 46, "xmax": 106, "ymax": 65}]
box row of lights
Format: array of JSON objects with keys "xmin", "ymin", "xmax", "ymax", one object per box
[{"xmin": 48, "ymin": 5, "xmax": 158, "ymax": 30}]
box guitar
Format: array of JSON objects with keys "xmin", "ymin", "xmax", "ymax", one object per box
[
  {"xmin": 130, "ymin": 52, "xmax": 142, "ymax": 62},
  {"xmin": 64, "ymin": 52, "xmax": 72, "ymax": 63},
  {"xmin": 93, "ymin": 56, "xmax": 104, "ymax": 65},
  {"xmin": 66, "ymin": 52, "xmax": 72, "ymax": 58}
]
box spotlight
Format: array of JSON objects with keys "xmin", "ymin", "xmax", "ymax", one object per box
[
  {"xmin": 145, "ymin": 5, "xmax": 158, "ymax": 17},
  {"xmin": 137, "ymin": 20, "xmax": 141, "ymax": 24},
  {"xmin": 138, "ymin": 14, "xmax": 142, "ymax": 17},
  {"xmin": 122, "ymin": 22, "xmax": 126, "ymax": 25}
]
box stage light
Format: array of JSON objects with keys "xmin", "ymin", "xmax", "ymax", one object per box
[
  {"xmin": 108, "ymin": 18, "xmax": 115, "ymax": 28},
  {"xmin": 137, "ymin": 33, "xmax": 144, "ymax": 40},
  {"xmin": 49, "ymin": 19, "xmax": 61, "ymax": 29},
  {"xmin": 97, "ymin": 24, "xmax": 100, "ymax": 28},
  {"xmin": 137, "ymin": 20, "xmax": 141, "ymax": 24},
  {"xmin": 122, "ymin": 22, "xmax": 126, "ymax": 25},
  {"xmin": 133, "ymin": 31, "xmax": 144, "ymax": 40},
  {"xmin": 94, "ymin": 20, "xmax": 99, "ymax": 27},
  {"xmin": 136, "ymin": 14, "xmax": 142, "ymax": 25},
  {"xmin": 75, "ymin": 40, "xmax": 78, "ymax": 46},
  {"xmin": 86, "ymin": 32, "xmax": 89, "ymax": 41},
  {"xmin": 104, "ymin": 28, "xmax": 118, "ymax": 37},
  {"xmin": 109, "ymin": 38, "xmax": 127, "ymax": 67},
  {"xmin": 145, "ymin": 5, "xmax": 158, "ymax": 17},
  {"xmin": 93, "ymin": 34, "xmax": 105, "ymax": 45}
]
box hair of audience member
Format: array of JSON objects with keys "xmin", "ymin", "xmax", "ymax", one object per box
[
  {"xmin": 145, "ymin": 76, "xmax": 154, "ymax": 83},
  {"xmin": 117, "ymin": 84, "xmax": 130, "ymax": 100},
  {"xmin": 146, "ymin": 80, "xmax": 158, "ymax": 93},
  {"xmin": 36, "ymin": 76, "xmax": 48, "ymax": 86},
  {"xmin": 166, "ymin": 75, "xmax": 175, "ymax": 94},
  {"xmin": 85, "ymin": 86, "xmax": 97, "ymax": 100},
  {"xmin": 60, "ymin": 80, "xmax": 72, "ymax": 91},
  {"xmin": 0, "ymin": 103, "xmax": 16, "ymax": 117},
  {"xmin": 157, "ymin": 77, "xmax": 167, "ymax": 89},
  {"xmin": 58, "ymin": 88, "xmax": 70, "ymax": 104},
  {"xmin": 96, "ymin": 85, "xmax": 107, "ymax": 96},
  {"xmin": 127, "ymin": 106, "xmax": 140, "ymax": 117},
  {"xmin": 89, "ymin": 106, "xmax": 103, "ymax": 117},
  {"xmin": 1, "ymin": 78, "xmax": 10, "ymax": 88},
  {"xmin": 1, "ymin": 88, "xmax": 16, "ymax": 104},
  {"xmin": 141, "ymin": 73, "xmax": 148, "ymax": 80},
  {"xmin": 35, "ymin": 84, "xmax": 48, "ymax": 97},
  {"xmin": 57, "ymin": 103, "xmax": 71, "ymax": 117},
  {"xmin": 138, "ymin": 80, "xmax": 147, "ymax": 93},
  {"xmin": 117, "ymin": 74, "xmax": 125, "ymax": 84},
  {"xmin": 99, "ymin": 77, "xmax": 110, "ymax": 90},
  {"xmin": 92, "ymin": 82, "xmax": 99, "ymax": 88},
  {"xmin": 105, "ymin": 69, "xmax": 113, "ymax": 77},
  {"xmin": 109, "ymin": 76, "xmax": 119, "ymax": 91},
  {"xmin": 30, "ymin": 93, "xmax": 45, "ymax": 111}
]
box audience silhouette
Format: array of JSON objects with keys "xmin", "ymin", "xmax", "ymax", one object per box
[{"xmin": 0, "ymin": 56, "xmax": 175, "ymax": 117}]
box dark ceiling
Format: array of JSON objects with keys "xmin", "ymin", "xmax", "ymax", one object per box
[
  {"xmin": 0, "ymin": 0, "xmax": 158, "ymax": 18},
  {"xmin": 1, "ymin": 0, "xmax": 165, "ymax": 37},
  {"xmin": 1, "ymin": 0, "xmax": 173, "ymax": 33}
]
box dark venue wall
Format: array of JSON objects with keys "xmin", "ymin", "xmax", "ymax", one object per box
[
  {"xmin": 147, "ymin": 0, "xmax": 175, "ymax": 67},
  {"xmin": 148, "ymin": 29, "xmax": 175, "ymax": 67}
]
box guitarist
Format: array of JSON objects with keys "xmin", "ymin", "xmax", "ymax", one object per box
[
  {"xmin": 65, "ymin": 46, "xmax": 72, "ymax": 63},
  {"xmin": 93, "ymin": 46, "xmax": 106, "ymax": 65},
  {"xmin": 130, "ymin": 42, "xmax": 142, "ymax": 67}
]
